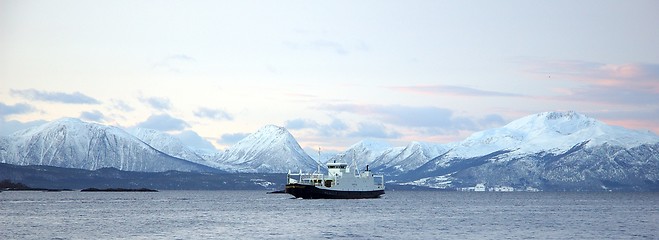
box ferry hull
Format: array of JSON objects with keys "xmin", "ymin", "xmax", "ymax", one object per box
[{"xmin": 285, "ymin": 183, "xmax": 384, "ymax": 199}]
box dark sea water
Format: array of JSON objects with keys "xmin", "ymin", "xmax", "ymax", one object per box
[{"xmin": 1, "ymin": 190, "xmax": 657, "ymax": 239}]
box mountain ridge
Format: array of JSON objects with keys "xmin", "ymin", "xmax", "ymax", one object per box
[
  {"xmin": 2, "ymin": 111, "xmax": 658, "ymax": 191},
  {"xmin": 393, "ymin": 111, "xmax": 659, "ymax": 190},
  {"xmin": 211, "ymin": 125, "xmax": 320, "ymax": 173},
  {"xmin": 0, "ymin": 118, "xmax": 217, "ymax": 173},
  {"xmin": 127, "ymin": 127, "xmax": 221, "ymax": 168}
]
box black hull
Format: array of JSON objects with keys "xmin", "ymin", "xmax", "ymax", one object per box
[{"xmin": 285, "ymin": 183, "xmax": 384, "ymax": 199}]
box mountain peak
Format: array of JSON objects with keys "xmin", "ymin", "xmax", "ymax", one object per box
[
  {"xmin": 244, "ymin": 125, "xmax": 297, "ymax": 147},
  {"xmin": 523, "ymin": 110, "xmax": 593, "ymax": 123},
  {"xmin": 350, "ymin": 139, "xmax": 393, "ymax": 151},
  {"xmin": 328, "ymin": 139, "xmax": 394, "ymax": 166},
  {"xmin": 52, "ymin": 117, "xmax": 84, "ymax": 124},
  {"xmin": 456, "ymin": 111, "xmax": 659, "ymax": 158},
  {"xmin": 127, "ymin": 127, "xmax": 220, "ymax": 168},
  {"xmin": 15, "ymin": 117, "xmax": 121, "ymax": 139},
  {"xmin": 256, "ymin": 124, "xmax": 289, "ymax": 136},
  {"xmin": 1, "ymin": 118, "xmax": 215, "ymax": 172},
  {"xmin": 36, "ymin": 117, "xmax": 86, "ymax": 131},
  {"xmin": 214, "ymin": 125, "xmax": 318, "ymax": 173},
  {"xmin": 543, "ymin": 111, "xmax": 582, "ymax": 120},
  {"xmin": 503, "ymin": 111, "xmax": 599, "ymax": 136}
]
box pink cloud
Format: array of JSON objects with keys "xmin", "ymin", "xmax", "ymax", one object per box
[
  {"xmin": 601, "ymin": 64, "xmax": 642, "ymax": 79},
  {"xmin": 520, "ymin": 59, "xmax": 659, "ymax": 105},
  {"xmin": 586, "ymin": 109, "xmax": 659, "ymax": 135},
  {"xmin": 525, "ymin": 60, "xmax": 659, "ymax": 87},
  {"xmin": 601, "ymin": 119, "xmax": 659, "ymax": 135},
  {"xmin": 389, "ymin": 84, "xmax": 523, "ymax": 97}
]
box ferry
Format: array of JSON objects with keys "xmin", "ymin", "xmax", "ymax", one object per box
[{"xmin": 285, "ymin": 162, "xmax": 385, "ymax": 199}]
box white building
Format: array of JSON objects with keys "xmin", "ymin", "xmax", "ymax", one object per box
[
  {"xmin": 474, "ymin": 183, "xmax": 486, "ymax": 192},
  {"xmin": 491, "ymin": 186, "xmax": 514, "ymax": 192}
]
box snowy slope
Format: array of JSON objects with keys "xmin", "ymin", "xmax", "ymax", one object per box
[
  {"xmin": 371, "ymin": 141, "xmax": 451, "ymax": 175},
  {"xmin": 327, "ymin": 139, "xmax": 393, "ymax": 168},
  {"xmin": 0, "ymin": 118, "xmax": 216, "ymax": 172},
  {"xmin": 325, "ymin": 139, "xmax": 451, "ymax": 177},
  {"xmin": 213, "ymin": 125, "xmax": 319, "ymax": 173},
  {"xmin": 2, "ymin": 111, "xmax": 657, "ymax": 190},
  {"xmin": 403, "ymin": 111, "xmax": 659, "ymax": 190},
  {"xmin": 127, "ymin": 128, "xmax": 221, "ymax": 168},
  {"xmin": 447, "ymin": 111, "xmax": 658, "ymax": 160}
]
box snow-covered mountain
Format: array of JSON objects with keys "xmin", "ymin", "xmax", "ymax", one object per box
[
  {"xmin": 445, "ymin": 111, "xmax": 658, "ymax": 160},
  {"xmin": 325, "ymin": 139, "xmax": 451, "ymax": 176},
  {"xmin": 128, "ymin": 128, "xmax": 222, "ymax": 168},
  {"xmin": 370, "ymin": 141, "xmax": 452, "ymax": 176},
  {"xmin": 212, "ymin": 125, "xmax": 320, "ymax": 173},
  {"xmin": 402, "ymin": 111, "xmax": 659, "ymax": 191},
  {"xmin": 0, "ymin": 119, "xmax": 316, "ymax": 174},
  {"xmin": 326, "ymin": 139, "xmax": 392, "ymax": 167},
  {"xmin": 324, "ymin": 111, "xmax": 659, "ymax": 191},
  {"xmin": 2, "ymin": 111, "xmax": 658, "ymax": 191},
  {"xmin": 0, "ymin": 118, "xmax": 216, "ymax": 172}
]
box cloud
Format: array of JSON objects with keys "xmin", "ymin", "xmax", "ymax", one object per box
[
  {"xmin": 390, "ymin": 85, "xmax": 523, "ymax": 97},
  {"xmin": 521, "ymin": 59, "xmax": 659, "ymax": 106},
  {"xmin": 194, "ymin": 107, "xmax": 233, "ymax": 121},
  {"xmin": 478, "ymin": 114, "xmax": 507, "ymax": 128},
  {"xmin": 167, "ymin": 54, "xmax": 195, "ymax": 61},
  {"xmin": 152, "ymin": 54, "xmax": 196, "ymax": 73},
  {"xmin": 111, "ymin": 99, "xmax": 134, "ymax": 112},
  {"xmin": 175, "ymin": 130, "xmax": 217, "ymax": 151},
  {"xmin": 140, "ymin": 96, "xmax": 171, "ymax": 111},
  {"xmin": 560, "ymin": 84, "xmax": 659, "ymax": 106},
  {"xmin": 285, "ymin": 118, "xmax": 319, "ymax": 130},
  {"xmin": 325, "ymin": 118, "xmax": 349, "ymax": 132},
  {"xmin": 79, "ymin": 110, "xmax": 106, "ymax": 122},
  {"xmin": 381, "ymin": 106, "xmax": 458, "ymax": 128},
  {"xmin": 0, "ymin": 102, "xmax": 46, "ymax": 135},
  {"xmin": 285, "ymin": 117, "xmax": 349, "ymax": 138},
  {"xmin": 303, "ymin": 146, "xmax": 340, "ymax": 162},
  {"xmin": 283, "ymin": 39, "xmax": 368, "ymax": 56},
  {"xmin": 0, "ymin": 119, "xmax": 47, "ymax": 136},
  {"xmin": 0, "ymin": 102, "xmax": 35, "ymax": 118},
  {"xmin": 523, "ymin": 59, "xmax": 659, "ymax": 85},
  {"xmin": 324, "ymin": 104, "xmax": 458, "ymax": 128},
  {"xmin": 217, "ymin": 132, "xmax": 249, "ymax": 145},
  {"xmin": 322, "ymin": 103, "xmax": 508, "ymax": 135},
  {"xmin": 587, "ymin": 108, "xmax": 659, "ymax": 122},
  {"xmin": 583, "ymin": 108, "xmax": 659, "ymax": 134},
  {"xmin": 11, "ymin": 89, "xmax": 100, "ymax": 104},
  {"xmin": 310, "ymin": 40, "xmax": 348, "ymax": 55},
  {"xmin": 136, "ymin": 114, "xmax": 189, "ymax": 131},
  {"xmin": 348, "ymin": 122, "xmax": 401, "ymax": 139}
]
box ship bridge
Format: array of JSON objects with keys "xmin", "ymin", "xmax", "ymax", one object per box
[{"xmin": 326, "ymin": 162, "xmax": 349, "ymax": 176}]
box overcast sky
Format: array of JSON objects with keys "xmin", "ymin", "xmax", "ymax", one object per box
[{"xmin": 1, "ymin": 0, "xmax": 658, "ymax": 152}]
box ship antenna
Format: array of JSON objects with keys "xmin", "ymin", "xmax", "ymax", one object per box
[
  {"xmin": 317, "ymin": 147, "xmax": 322, "ymax": 173},
  {"xmin": 352, "ymin": 150, "xmax": 358, "ymax": 174}
]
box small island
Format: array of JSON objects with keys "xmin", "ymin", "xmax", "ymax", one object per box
[
  {"xmin": 1, "ymin": 179, "xmax": 72, "ymax": 192},
  {"xmin": 80, "ymin": 187, "xmax": 158, "ymax": 192}
]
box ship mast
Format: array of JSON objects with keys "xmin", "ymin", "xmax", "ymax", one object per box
[
  {"xmin": 352, "ymin": 150, "xmax": 358, "ymax": 174},
  {"xmin": 317, "ymin": 147, "xmax": 321, "ymax": 173}
]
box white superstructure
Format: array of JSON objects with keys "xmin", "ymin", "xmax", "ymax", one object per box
[{"xmin": 285, "ymin": 162, "xmax": 385, "ymax": 199}]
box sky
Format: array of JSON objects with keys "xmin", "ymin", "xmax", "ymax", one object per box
[{"xmin": 1, "ymin": 0, "xmax": 658, "ymax": 153}]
